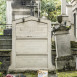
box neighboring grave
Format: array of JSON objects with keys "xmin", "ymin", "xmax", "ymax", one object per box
[
  {"xmin": 9, "ymin": 16, "xmax": 55, "ymax": 72},
  {"xmin": 54, "ymin": 27, "xmax": 71, "ymax": 57},
  {"xmin": 12, "ymin": 0, "xmax": 38, "ymax": 20},
  {"xmin": 54, "ymin": 26, "xmax": 73, "ymax": 70},
  {"xmin": 56, "ymin": 56, "xmax": 75, "ymax": 70}
]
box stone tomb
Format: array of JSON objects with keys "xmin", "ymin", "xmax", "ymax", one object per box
[
  {"xmin": 9, "ymin": 17, "xmax": 54, "ymax": 72},
  {"xmin": 55, "ymin": 31, "xmax": 71, "ymax": 57}
]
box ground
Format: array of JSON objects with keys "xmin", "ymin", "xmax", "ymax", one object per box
[{"xmin": 57, "ymin": 71, "xmax": 77, "ymax": 77}]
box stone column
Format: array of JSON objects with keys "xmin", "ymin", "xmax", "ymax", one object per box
[
  {"xmin": 6, "ymin": 0, "xmax": 12, "ymax": 28},
  {"xmin": 61, "ymin": 0, "xmax": 66, "ymax": 15}
]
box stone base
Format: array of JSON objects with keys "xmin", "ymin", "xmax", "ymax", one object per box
[
  {"xmin": 8, "ymin": 65, "xmax": 55, "ymax": 73},
  {"xmin": 55, "ymin": 56, "xmax": 76, "ymax": 71},
  {"xmin": 8, "ymin": 66, "xmax": 57, "ymax": 77},
  {"xmin": 8, "ymin": 69, "xmax": 57, "ymax": 77}
]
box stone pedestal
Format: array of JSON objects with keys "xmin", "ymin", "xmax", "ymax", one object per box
[
  {"xmin": 12, "ymin": 0, "xmax": 30, "ymax": 20},
  {"xmin": 56, "ymin": 56, "xmax": 75, "ymax": 70},
  {"xmin": 9, "ymin": 16, "xmax": 55, "ymax": 72}
]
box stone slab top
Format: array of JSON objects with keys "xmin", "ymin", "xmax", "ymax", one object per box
[{"xmin": 13, "ymin": 16, "xmax": 51, "ymax": 24}]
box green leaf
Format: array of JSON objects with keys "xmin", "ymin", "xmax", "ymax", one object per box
[{"xmin": 0, "ymin": 62, "xmax": 2, "ymax": 65}]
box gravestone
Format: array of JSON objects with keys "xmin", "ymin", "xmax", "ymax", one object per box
[
  {"xmin": 54, "ymin": 26, "xmax": 72, "ymax": 70},
  {"xmin": 9, "ymin": 16, "xmax": 55, "ymax": 72},
  {"xmin": 55, "ymin": 30, "xmax": 71, "ymax": 57}
]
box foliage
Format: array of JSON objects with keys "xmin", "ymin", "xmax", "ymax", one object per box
[
  {"xmin": 41, "ymin": 0, "xmax": 61, "ymax": 22},
  {"xmin": 0, "ymin": 72, "xmax": 3, "ymax": 77},
  {"xmin": 0, "ymin": 62, "xmax": 2, "ymax": 65},
  {"xmin": 0, "ymin": 0, "xmax": 6, "ymax": 35},
  {"xmin": 0, "ymin": 62, "xmax": 3, "ymax": 77},
  {"xmin": 57, "ymin": 71, "xmax": 77, "ymax": 77}
]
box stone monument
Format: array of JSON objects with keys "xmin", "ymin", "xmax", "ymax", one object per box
[
  {"xmin": 7, "ymin": 0, "xmax": 55, "ymax": 74},
  {"xmin": 53, "ymin": 15, "xmax": 75, "ymax": 70},
  {"xmin": 9, "ymin": 16, "xmax": 55, "ymax": 72},
  {"xmin": 12, "ymin": 0, "xmax": 38, "ymax": 20}
]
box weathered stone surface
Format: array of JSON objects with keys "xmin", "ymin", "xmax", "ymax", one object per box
[
  {"xmin": 61, "ymin": 0, "xmax": 66, "ymax": 15},
  {"xmin": 11, "ymin": 0, "xmax": 38, "ymax": 20},
  {"xmin": 9, "ymin": 16, "xmax": 55, "ymax": 72},
  {"xmin": 55, "ymin": 31, "xmax": 71, "ymax": 57},
  {"xmin": 56, "ymin": 56, "xmax": 75, "ymax": 70}
]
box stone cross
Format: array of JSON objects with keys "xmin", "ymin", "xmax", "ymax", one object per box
[{"xmin": 61, "ymin": 0, "xmax": 66, "ymax": 15}]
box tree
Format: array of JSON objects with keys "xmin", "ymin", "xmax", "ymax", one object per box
[
  {"xmin": 0, "ymin": 0, "xmax": 6, "ymax": 35},
  {"xmin": 0, "ymin": 0, "xmax": 6, "ymax": 25},
  {"xmin": 41, "ymin": 0, "xmax": 61, "ymax": 22}
]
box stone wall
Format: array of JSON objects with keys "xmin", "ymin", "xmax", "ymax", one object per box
[
  {"xmin": 0, "ymin": 35, "xmax": 12, "ymax": 72},
  {"xmin": 0, "ymin": 35, "xmax": 12, "ymax": 49}
]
